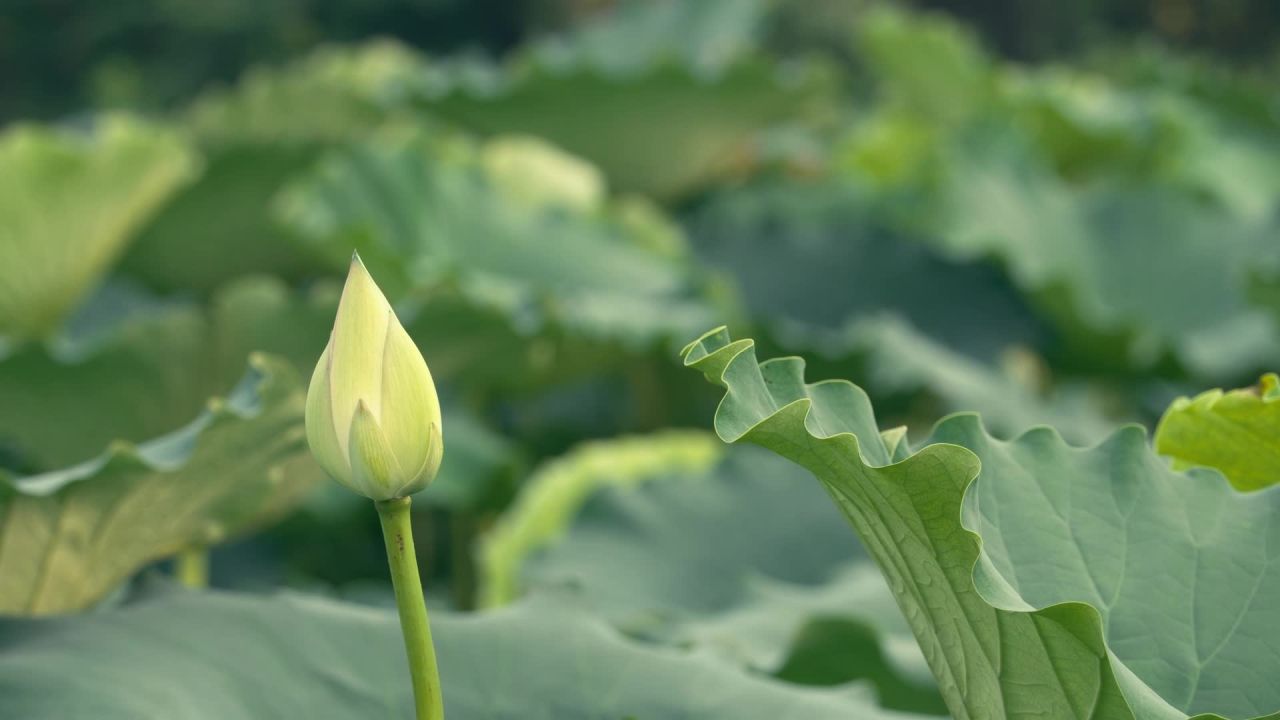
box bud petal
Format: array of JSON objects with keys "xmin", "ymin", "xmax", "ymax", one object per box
[
  {"xmin": 348, "ymin": 400, "xmax": 403, "ymax": 500},
  {"xmin": 305, "ymin": 252, "xmax": 445, "ymax": 500},
  {"xmin": 379, "ymin": 319, "xmax": 443, "ymax": 490},
  {"xmin": 304, "ymin": 344, "xmax": 348, "ymax": 482},
  {"xmin": 327, "ymin": 254, "xmax": 393, "ymax": 455}
]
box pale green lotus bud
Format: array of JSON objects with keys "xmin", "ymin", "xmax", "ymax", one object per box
[{"xmin": 305, "ymin": 253, "xmax": 443, "ymax": 501}]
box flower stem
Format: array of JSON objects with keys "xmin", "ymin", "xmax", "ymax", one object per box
[
  {"xmin": 176, "ymin": 547, "xmax": 209, "ymax": 588},
  {"xmin": 376, "ymin": 497, "xmax": 445, "ymax": 720}
]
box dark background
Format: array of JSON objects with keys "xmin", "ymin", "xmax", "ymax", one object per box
[{"xmin": 5, "ymin": 0, "xmax": 1277, "ymax": 122}]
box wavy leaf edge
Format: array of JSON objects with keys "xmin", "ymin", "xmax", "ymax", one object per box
[
  {"xmin": 682, "ymin": 325, "xmax": 1279, "ymax": 720},
  {"xmin": 3, "ymin": 352, "xmax": 295, "ymax": 498}
]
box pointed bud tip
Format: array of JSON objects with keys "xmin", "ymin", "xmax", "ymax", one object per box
[{"xmin": 345, "ymin": 250, "xmax": 380, "ymax": 291}]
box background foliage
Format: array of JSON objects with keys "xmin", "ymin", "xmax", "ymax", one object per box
[{"xmin": 1, "ymin": 1, "xmax": 1277, "ymax": 717}]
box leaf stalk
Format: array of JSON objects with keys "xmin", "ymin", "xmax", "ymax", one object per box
[{"xmin": 176, "ymin": 547, "xmax": 209, "ymax": 588}]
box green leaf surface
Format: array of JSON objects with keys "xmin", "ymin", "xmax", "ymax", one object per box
[
  {"xmin": 278, "ymin": 131, "xmax": 725, "ymax": 358},
  {"xmin": 1155, "ymin": 373, "xmax": 1280, "ymax": 491},
  {"xmin": 929, "ymin": 138, "xmax": 1280, "ymax": 377},
  {"xmin": 502, "ymin": 439, "xmax": 944, "ymax": 713},
  {"xmin": 1004, "ymin": 65, "xmax": 1280, "ymax": 217},
  {"xmin": 825, "ymin": 316, "xmax": 1121, "ymax": 446},
  {"xmin": 123, "ymin": 144, "xmax": 326, "ymax": 292},
  {"xmin": 0, "ymin": 116, "xmax": 196, "ymax": 338},
  {"xmin": 418, "ymin": 408, "xmax": 522, "ymax": 510},
  {"xmin": 184, "ymin": 41, "xmax": 422, "ymax": 146},
  {"xmin": 0, "ymin": 586, "xmax": 931, "ymax": 720},
  {"xmin": 479, "ymin": 430, "xmax": 723, "ymax": 607},
  {"xmin": 854, "ymin": 5, "xmax": 994, "ymax": 127},
  {"xmin": 686, "ymin": 179, "xmax": 1118, "ymax": 441},
  {"xmin": 408, "ymin": 0, "xmax": 834, "ymax": 198},
  {"xmin": 0, "ymin": 297, "xmax": 210, "ymax": 471},
  {"xmin": 0, "ymin": 277, "xmax": 339, "ymax": 473},
  {"xmin": 839, "ymin": 8, "xmax": 1280, "ymax": 378},
  {"xmin": 123, "ymin": 42, "xmax": 424, "ymax": 291},
  {"xmin": 683, "ymin": 327, "xmax": 1280, "ymax": 720},
  {"xmin": 687, "ymin": 177, "xmax": 1046, "ymax": 361},
  {"xmin": 0, "ymin": 355, "xmax": 321, "ymax": 615}
]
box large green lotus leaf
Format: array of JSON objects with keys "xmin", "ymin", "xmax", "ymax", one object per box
[
  {"xmin": 0, "ymin": 116, "xmax": 196, "ymax": 338},
  {"xmin": 499, "ymin": 437, "xmax": 944, "ymax": 713},
  {"xmin": 0, "ymin": 355, "xmax": 321, "ymax": 616},
  {"xmin": 931, "ymin": 137, "xmax": 1280, "ymax": 378},
  {"xmin": 278, "ymin": 131, "xmax": 725, "ymax": 360},
  {"xmin": 1155, "ymin": 373, "xmax": 1280, "ymax": 492},
  {"xmin": 122, "ymin": 42, "xmax": 425, "ymax": 292},
  {"xmin": 0, "ymin": 587, "xmax": 931, "ymax": 720},
  {"xmin": 407, "ymin": 0, "xmax": 834, "ymax": 198},
  {"xmin": 684, "ymin": 327, "xmax": 1280, "ymax": 720}
]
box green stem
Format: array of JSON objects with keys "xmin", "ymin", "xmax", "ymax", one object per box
[
  {"xmin": 176, "ymin": 547, "xmax": 209, "ymax": 588},
  {"xmin": 376, "ymin": 497, "xmax": 445, "ymax": 720}
]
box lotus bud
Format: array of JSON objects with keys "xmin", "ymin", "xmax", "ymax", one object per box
[{"xmin": 305, "ymin": 253, "xmax": 443, "ymax": 501}]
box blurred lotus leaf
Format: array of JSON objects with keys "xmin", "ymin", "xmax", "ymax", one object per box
[
  {"xmin": 854, "ymin": 5, "xmax": 995, "ymax": 127},
  {"xmin": 0, "ymin": 277, "xmax": 338, "ymax": 473},
  {"xmin": 930, "ymin": 137, "xmax": 1280, "ymax": 377},
  {"xmin": 0, "ymin": 354, "xmax": 320, "ymax": 616},
  {"xmin": 277, "ymin": 131, "xmax": 729, "ymax": 383},
  {"xmin": 685, "ymin": 178, "xmax": 1119, "ymax": 443},
  {"xmin": 184, "ymin": 41, "xmax": 423, "ymax": 145},
  {"xmin": 407, "ymin": 0, "xmax": 836, "ymax": 198},
  {"xmin": 687, "ymin": 176, "xmax": 1045, "ymax": 360},
  {"xmin": 0, "ymin": 293, "xmax": 209, "ymax": 472},
  {"xmin": 806, "ymin": 316, "xmax": 1119, "ymax": 446},
  {"xmin": 837, "ymin": 6, "xmax": 1280, "ymax": 380},
  {"xmin": 493, "ymin": 437, "xmax": 944, "ymax": 713},
  {"xmin": 0, "ymin": 116, "xmax": 196, "ymax": 339},
  {"xmin": 0, "ymin": 586, "xmax": 932, "ymax": 719},
  {"xmin": 1155, "ymin": 373, "xmax": 1280, "ymax": 491},
  {"xmin": 122, "ymin": 42, "xmax": 428, "ymax": 292},
  {"xmin": 479, "ymin": 430, "xmax": 723, "ymax": 607},
  {"xmin": 479, "ymin": 135, "xmax": 605, "ymax": 213}
]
